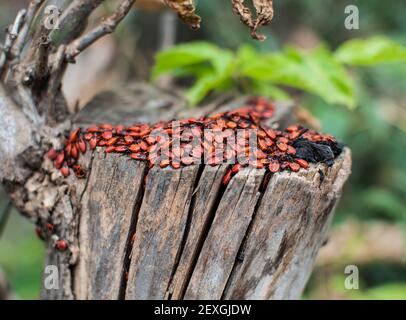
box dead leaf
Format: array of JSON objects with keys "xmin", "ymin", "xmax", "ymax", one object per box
[
  {"xmin": 164, "ymin": 0, "xmax": 201, "ymax": 29},
  {"xmin": 163, "ymin": 0, "xmax": 274, "ymax": 40},
  {"xmin": 252, "ymin": 0, "xmax": 274, "ymax": 40},
  {"xmin": 231, "ymin": 0, "xmax": 274, "ymax": 41},
  {"xmin": 231, "ymin": 0, "xmax": 254, "ymax": 31}
]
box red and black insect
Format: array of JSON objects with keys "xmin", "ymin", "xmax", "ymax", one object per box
[{"xmin": 47, "ymin": 97, "xmax": 342, "ymax": 186}]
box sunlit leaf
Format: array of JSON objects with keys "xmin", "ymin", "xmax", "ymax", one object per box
[
  {"xmin": 152, "ymin": 42, "xmax": 233, "ymax": 79},
  {"xmin": 335, "ymin": 36, "xmax": 406, "ymax": 65},
  {"xmin": 184, "ymin": 72, "xmax": 220, "ymax": 106},
  {"xmin": 153, "ymin": 42, "xmax": 235, "ymax": 105},
  {"xmin": 241, "ymin": 46, "xmax": 357, "ymax": 108}
]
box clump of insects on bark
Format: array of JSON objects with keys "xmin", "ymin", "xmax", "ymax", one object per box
[{"xmin": 47, "ymin": 97, "xmax": 344, "ymax": 189}]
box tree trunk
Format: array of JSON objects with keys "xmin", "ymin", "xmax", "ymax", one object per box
[
  {"xmin": 0, "ymin": 0, "xmax": 296, "ymax": 302},
  {"xmin": 39, "ymin": 84, "xmax": 352, "ymax": 300}
]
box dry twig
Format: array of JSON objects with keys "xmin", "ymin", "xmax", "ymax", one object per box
[
  {"xmin": 65, "ymin": 0, "xmax": 136, "ymax": 60},
  {"xmin": 0, "ymin": 9, "xmax": 26, "ymax": 78},
  {"xmin": 11, "ymin": 0, "xmax": 46, "ymax": 59}
]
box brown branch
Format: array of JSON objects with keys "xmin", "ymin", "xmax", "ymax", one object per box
[
  {"xmin": 46, "ymin": 44, "xmax": 68, "ymax": 108},
  {"xmin": 31, "ymin": 35, "xmax": 51, "ymax": 82},
  {"xmin": 49, "ymin": 0, "xmax": 106, "ymax": 46},
  {"xmin": 0, "ymin": 9, "xmax": 27, "ymax": 79},
  {"xmin": 65, "ymin": 0, "xmax": 136, "ymax": 60},
  {"xmin": 11, "ymin": 0, "xmax": 46, "ymax": 59}
]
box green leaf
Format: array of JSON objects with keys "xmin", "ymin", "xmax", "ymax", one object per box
[
  {"xmin": 235, "ymin": 45, "xmax": 262, "ymax": 68},
  {"xmin": 241, "ymin": 46, "xmax": 356, "ymax": 108},
  {"xmin": 251, "ymin": 82, "xmax": 291, "ymax": 101},
  {"xmin": 152, "ymin": 41, "xmax": 234, "ymax": 79},
  {"xmin": 335, "ymin": 36, "xmax": 406, "ymax": 65},
  {"xmin": 152, "ymin": 41, "xmax": 235, "ymax": 105},
  {"xmin": 184, "ymin": 71, "xmax": 220, "ymax": 106}
]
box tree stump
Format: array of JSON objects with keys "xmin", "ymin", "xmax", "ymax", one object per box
[{"xmin": 41, "ymin": 84, "xmax": 352, "ymax": 300}]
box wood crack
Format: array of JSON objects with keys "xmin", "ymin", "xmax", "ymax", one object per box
[
  {"xmin": 221, "ymin": 170, "xmax": 269, "ymax": 299},
  {"xmin": 179, "ymin": 166, "xmax": 230, "ymax": 299},
  {"xmin": 166, "ymin": 164, "xmax": 205, "ymax": 299},
  {"xmin": 118, "ymin": 161, "xmax": 149, "ymax": 299}
]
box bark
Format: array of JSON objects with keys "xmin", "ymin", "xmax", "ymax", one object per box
[
  {"xmin": 36, "ymin": 84, "xmax": 351, "ymax": 300},
  {"xmin": 0, "ymin": 0, "xmax": 138, "ymax": 218}
]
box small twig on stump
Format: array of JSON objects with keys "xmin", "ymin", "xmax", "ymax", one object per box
[
  {"xmin": 0, "ymin": 9, "xmax": 27, "ymax": 79},
  {"xmin": 49, "ymin": 0, "xmax": 106, "ymax": 46},
  {"xmin": 65, "ymin": 0, "xmax": 136, "ymax": 61},
  {"xmin": 47, "ymin": 45, "xmax": 67, "ymax": 106},
  {"xmin": 11, "ymin": 0, "xmax": 46, "ymax": 59}
]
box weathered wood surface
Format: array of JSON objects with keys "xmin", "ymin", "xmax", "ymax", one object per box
[
  {"xmin": 125, "ymin": 165, "xmax": 199, "ymax": 299},
  {"xmin": 167, "ymin": 164, "xmax": 228, "ymax": 299},
  {"xmin": 73, "ymin": 152, "xmax": 147, "ymax": 299},
  {"xmin": 41, "ymin": 84, "xmax": 351, "ymax": 300},
  {"xmin": 183, "ymin": 167, "xmax": 264, "ymax": 300},
  {"xmin": 223, "ymin": 150, "xmax": 352, "ymax": 299}
]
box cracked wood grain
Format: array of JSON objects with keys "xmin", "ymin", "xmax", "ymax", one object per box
[
  {"xmin": 73, "ymin": 151, "xmax": 146, "ymax": 299},
  {"xmin": 183, "ymin": 167, "xmax": 265, "ymax": 300},
  {"xmin": 125, "ymin": 165, "xmax": 200, "ymax": 299},
  {"xmin": 222, "ymin": 149, "xmax": 352, "ymax": 299},
  {"xmin": 167, "ymin": 164, "xmax": 228, "ymax": 299}
]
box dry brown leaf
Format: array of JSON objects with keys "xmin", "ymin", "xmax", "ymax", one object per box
[
  {"xmin": 231, "ymin": 0, "xmax": 254, "ymax": 30},
  {"xmin": 164, "ymin": 0, "xmax": 201, "ymax": 29},
  {"xmin": 252, "ymin": 0, "xmax": 274, "ymax": 40},
  {"xmin": 163, "ymin": 0, "xmax": 274, "ymax": 40},
  {"xmin": 231, "ymin": 0, "xmax": 274, "ymax": 41}
]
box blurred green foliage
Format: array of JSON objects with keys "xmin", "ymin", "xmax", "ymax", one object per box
[
  {"xmin": 335, "ymin": 37, "xmax": 406, "ymax": 65},
  {"xmin": 153, "ymin": 35, "xmax": 406, "ymax": 233},
  {"xmin": 306, "ymin": 275, "xmax": 406, "ymax": 300},
  {"xmin": 153, "ymin": 37, "xmax": 406, "ymax": 107},
  {"xmin": 0, "ymin": 209, "xmax": 44, "ymax": 299}
]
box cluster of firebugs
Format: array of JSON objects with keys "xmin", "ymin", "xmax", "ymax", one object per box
[{"xmin": 44, "ymin": 97, "xmax": 342, "ymax": 250}]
